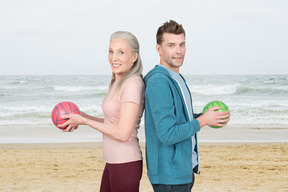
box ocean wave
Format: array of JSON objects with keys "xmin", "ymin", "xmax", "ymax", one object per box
[
  {"xmin": 190, "ymin": 84, "xmax": 288, "ymax": 96},
  {"xmin": 54, "ymin": 86, "xmax": 98, "ymax": 92},
  {"xmin": 0, "ymin": 105, "xmax": 51, "ymax": 117},
  {"xmin": 235, "ymin": 86, "xmax": 288, "ymax": 96},
  {"xmin": 1, "ymin": 75, "xmax": 287, "ymax": 126},
  {"xmin": 263, "ymin": 76, "xmax": 288, "ymax": 85},
  {"xmin": 0, "ymin": 104, "xmax": 104, "ymax": 118},
  {"xmin": 1, "ymin": 85, "xmax": 21, "ymax": 90},
  {"xmin": 87, "ymin": 92, "xmax": 107, "ymax": 98},
  {"xmin": 189, "ymin": 84, "xmax": 238, "ymax": 95},
  {"xmin": 7, "ymin": 112, "xmax": 51, "ymax": 119}
]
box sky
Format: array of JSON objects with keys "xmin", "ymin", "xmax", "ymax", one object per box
[{"xmin": 0, "ymin": 0, "xmax": 287, "ymax": 75}]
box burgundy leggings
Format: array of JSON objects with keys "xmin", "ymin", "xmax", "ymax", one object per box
[{"xmin": 100, "ymin": 160, "xmax": 143, "ymax": 192}]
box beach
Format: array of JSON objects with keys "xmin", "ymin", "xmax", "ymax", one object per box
[
  {"xmin": 1, "ymin": 75, "xmax": 288, "ymax": 191},
  {"xmin": 1, "ymin": 142, "xmax": 287, "ymax": 192}
]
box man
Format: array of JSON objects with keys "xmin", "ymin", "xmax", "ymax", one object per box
[{"xmin": 144, "ymin": 20, "xmax": 230, "ymax": 192}]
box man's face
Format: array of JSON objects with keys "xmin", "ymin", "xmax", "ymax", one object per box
[{"xmin": 156, "ymin": 33, "xmax": 186, "ymax": 73}]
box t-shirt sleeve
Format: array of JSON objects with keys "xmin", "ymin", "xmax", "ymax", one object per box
[{"xmin": 121, "ymin": 77, "xmax": 144, "ymax": 105}]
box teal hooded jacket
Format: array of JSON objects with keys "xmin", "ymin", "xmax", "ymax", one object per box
[{"xmin": 144, "ymin": 65, "xmax": 201, "ymax": 185}]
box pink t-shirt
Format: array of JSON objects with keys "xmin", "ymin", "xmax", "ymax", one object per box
[{"xmin": 102, "ymin": 75, "xmax": 144, "ymax": 163}]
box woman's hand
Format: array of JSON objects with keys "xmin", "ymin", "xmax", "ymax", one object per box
[{"xmin": 57, "ymin": 114, "xmax": 83, "ymax": 132}]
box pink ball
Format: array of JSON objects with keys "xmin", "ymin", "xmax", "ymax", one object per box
[{"xmin": 51, "ymin": 101, "xmax": 80, "ymax": 129}]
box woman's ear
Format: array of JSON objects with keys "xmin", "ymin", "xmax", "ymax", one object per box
[{"xmin": 132, "ymin": 53, "xmax": 138, "ymax": 63}]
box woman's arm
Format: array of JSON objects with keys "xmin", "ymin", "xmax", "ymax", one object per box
[
  {"xmin": 58, "ymin": 102, "xmax": 140, "ymax": 142},
  {"xmin": 80, "ymin": 111, "xmax": 104, "ymax": 123}
]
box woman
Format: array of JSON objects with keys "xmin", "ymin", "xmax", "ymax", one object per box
[{"xmin": 58, "ymin": 31, "xmax": 144, "ymax": 192}]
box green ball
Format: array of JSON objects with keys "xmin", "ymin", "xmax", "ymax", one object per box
[{"xmin": 202, "ymin": 101, "xmax": 230, "ymax": 128}]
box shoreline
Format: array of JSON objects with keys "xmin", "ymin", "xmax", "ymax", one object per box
[{"xmin": 1, "ymin": 124, "xmax": 288, "ymax": 144}]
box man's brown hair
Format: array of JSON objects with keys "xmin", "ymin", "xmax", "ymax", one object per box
[{"xmin": 156, "ymin": 20, "xmax": 185, "ymax": 44}]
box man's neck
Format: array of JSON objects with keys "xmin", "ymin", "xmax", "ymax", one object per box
[{"xmin": 159, "ymin": 62, "xmax": 180, "ymax": 73}]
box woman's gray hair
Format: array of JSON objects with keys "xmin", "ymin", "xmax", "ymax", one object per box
[{"xmin": 107, "ymin": 31, "xmax": 143, "ymax": 95}]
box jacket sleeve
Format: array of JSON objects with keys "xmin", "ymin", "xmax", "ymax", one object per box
[
  {"xmin": 146, "ymin": 76, "xmax": 200, "ymax": 146},
  {"xmin": 193, "ymin": 113, "xmax": 202, "ymax": 119}
]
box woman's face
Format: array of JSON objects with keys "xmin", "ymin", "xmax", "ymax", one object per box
[{"xmin": 108, "ymin": 38, "xmax": 138, "ymax": 80}]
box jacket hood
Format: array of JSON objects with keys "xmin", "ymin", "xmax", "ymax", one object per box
[
  {"xmin": 144, "ymin": 65, "xmax": 174, "ymax": 84},
  {"xmin": 144, "ymin": 65, "xmax": 187, "ymax": 84}
]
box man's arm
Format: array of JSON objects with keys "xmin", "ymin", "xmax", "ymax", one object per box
[{"xmin": 146, "ymin": 76, "xmax": 200, "ymax": 146}]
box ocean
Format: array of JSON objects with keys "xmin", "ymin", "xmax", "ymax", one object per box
[{"xmin": 0, "ymin": 75, "xmax": 287, "ymax": 143}]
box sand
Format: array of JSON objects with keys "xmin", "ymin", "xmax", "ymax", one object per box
[{"xmin": 0, "ymin": 142, "xmax": 287, "ymax": 192}]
